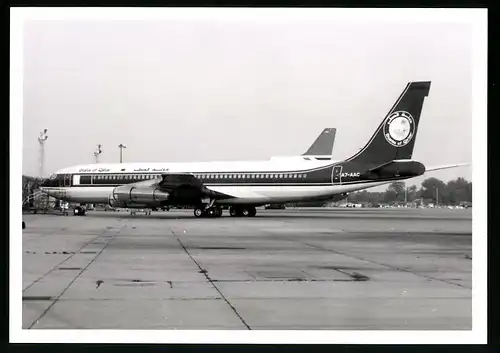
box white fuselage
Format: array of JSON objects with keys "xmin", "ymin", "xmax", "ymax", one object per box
[{"xmin": 44, "ymin": 157, "xmax": 392, "ymax": 205}]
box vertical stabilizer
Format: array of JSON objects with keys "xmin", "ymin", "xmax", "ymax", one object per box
[
  {"xmin": 302, "ymin": 128, "xmax": 337, "ymax": 156},
  {"xmin": 346, "ymin": 81, "xmax": 431, "ymax": 167}
]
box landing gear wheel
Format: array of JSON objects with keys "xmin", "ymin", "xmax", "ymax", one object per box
[
  {"xmin": 215, "ymin": 207, "xmax": 223, "ymax": 217},
  {"xmin": 242, "ymin": 208, "xmax": 250, "ymax": 217},
  {"xmin": 206, "ymin": 207, "xmax": 216, "ymax": 218},
  {"xmin": 229, "ymin": 207, "xmax": 241, "ymax": 217},
  {"xmin": 74, "ymin": 206, "xmax": 86, "ymax": 216},
  {"xmin": 194, "ymin": 208, "xmax": 204, "ymax": 218},
  {"xmin": 248, "ymin": 207, "xmax": 257, "ymax": 217}
]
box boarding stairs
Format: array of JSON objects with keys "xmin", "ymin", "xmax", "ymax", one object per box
[{"xmin": 22, "ymin": 189, "xmax": 68, "ymax": 215}]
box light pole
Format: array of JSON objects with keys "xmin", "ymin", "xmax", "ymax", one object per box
[
  {"xmin": 118, "ymin": 144, "xmax": 126, "ymax": 163},
  {"xmin": 94, "ymin": 144, "xmax": 102, "ymax": 163},
  {"xmin": 38, "ymin": 129, "xmax": 48, "ymax": 177},
  {"xmin": 436, "ymin": 187, "xmax": 439, "ymax": 206}
]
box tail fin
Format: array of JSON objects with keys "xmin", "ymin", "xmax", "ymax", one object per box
[
  {"xmin": 302, "ymin": 128, "xmax": 337, "ymax": 156},
  {"xmin": 346, "ymin": 81, "xmax": 431, "ymax": 167}
]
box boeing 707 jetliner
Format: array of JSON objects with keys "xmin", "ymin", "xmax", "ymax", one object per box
[{"xmin": 40, "ymin": 81, "xmax": 466, "ymax": 217}]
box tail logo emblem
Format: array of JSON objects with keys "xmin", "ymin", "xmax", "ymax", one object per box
[{"xmin": 384, "ymin": 111, "xmax": 415, "ymax": 147}]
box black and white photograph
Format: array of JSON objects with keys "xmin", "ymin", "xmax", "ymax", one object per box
[{"xmin": 11, "ymin": 7, "xmax": 487, "ymax": 343}]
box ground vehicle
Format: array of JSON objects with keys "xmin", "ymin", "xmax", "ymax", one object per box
[{"xmin": 265, "ymin": 204, "xmax": 286, "ymax": 210}]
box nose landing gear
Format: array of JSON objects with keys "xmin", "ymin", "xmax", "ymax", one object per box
[{"xmin": 73, "ymin": 206, "xmax": 86, "ymax": 216}]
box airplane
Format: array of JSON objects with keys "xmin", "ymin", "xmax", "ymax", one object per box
[
  {"xmin": 38, "ymin": 127, "xmax": 338, "ymax": 216},
  {"xmin": 40, "ymin": 81, "xmax": 467, "ymax": 218}
]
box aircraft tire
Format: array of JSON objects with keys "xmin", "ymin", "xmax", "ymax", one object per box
[
  {"xmin": 194, "ymin": 208, "xmax": 204, "ymax": 218},
  {"xmin": 206, "ymin": 207, "xmax": 216, "ymax": 218},
  {"xmin": 248, "ymin": 207, "xmax": 257, "ymax": 217},
  {"xmin": 215, "ymin": 207, "xmax": 223, "ymax": 217},
  {"xmin": 74, "ymin": 206, "xmax": 85, "ymax": 216},
  {"xmin": 242, "ymin": 208, "xmax": 250, "ymax": 217}
]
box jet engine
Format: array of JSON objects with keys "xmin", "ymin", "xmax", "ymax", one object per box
[{"xmin": 111, "ymin": 185, "xmax": 170, "ymax": 206}]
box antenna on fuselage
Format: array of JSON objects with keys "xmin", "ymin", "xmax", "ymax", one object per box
[
  {"xmin": 38, "ymin": 129, "xmax": 48, "ymax": 178},
  {"xmin": 94, "ymin": 144, "xmax": 102, "ymax": 163}
]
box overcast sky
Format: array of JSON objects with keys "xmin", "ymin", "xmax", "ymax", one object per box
[{"xmin": 22, "ymin": 15, "xmax": 474, "ymax": 187}]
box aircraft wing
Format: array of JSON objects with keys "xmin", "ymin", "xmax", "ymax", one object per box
[
  {"xmin": 157, "ymin": 173, "xmax": 232, "ymax": 199},
  {"xmin": 158, "ymin": 173, "xmax": 204, "ymax": 189},
  {"xmin": 425, "ymin": 163, "xmax": 470, "ymax": 172}
]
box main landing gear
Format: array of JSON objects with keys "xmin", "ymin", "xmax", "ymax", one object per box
[
  {"xmin": 229, "ymin": 206, "xmax": 257, "ymax": 217},
  {"xmin": 193, "ymin": 206, "xmax": 223, "ymax": 218},
  {"xmin": 192, "ymin": 202, "xmax": 257, "ymax": 218}
]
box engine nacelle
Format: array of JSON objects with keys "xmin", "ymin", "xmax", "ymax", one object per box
[{"xmin": 112, "ymin": 186, "xmax": 170, "ymax": 205}]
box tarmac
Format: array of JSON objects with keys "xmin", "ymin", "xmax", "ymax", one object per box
[{"xmin": 21, "ymin": 207, "xmax": 472, "ymax": 330}]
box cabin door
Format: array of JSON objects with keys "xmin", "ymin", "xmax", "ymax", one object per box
[
  {"xmin": 63, "ymin": 174, "xmax": 72, "ymax": 187},
  {"xmin": 331, "ymin": 166, "xmax": 343, "ymax": 185}
]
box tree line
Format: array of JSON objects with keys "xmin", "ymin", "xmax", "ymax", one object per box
[{"xmin": 346, "ymin": 177, "xmax": 472, "ymax": 206}]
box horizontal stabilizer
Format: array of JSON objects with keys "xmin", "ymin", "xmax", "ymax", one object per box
[
  {"xmin": 364, "ymin": 159, "xmax": 425, "ymax": 179},
  {"xmin": 425, "ymin": 163, "xmax": 470, "ymax": 172}
]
